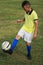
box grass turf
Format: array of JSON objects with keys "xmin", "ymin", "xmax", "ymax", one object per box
[{"xmin": 0, "ymin": 0, "xmax": 43, "ymax": 65}]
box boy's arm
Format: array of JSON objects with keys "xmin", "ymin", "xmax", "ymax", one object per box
[
  {"xmin": 17, "ymin": 18, "xmax": 25, "ymax": 23},
  {"xmin": 33, "ymin": 20, "xmax": 38, "ymax": 39}
]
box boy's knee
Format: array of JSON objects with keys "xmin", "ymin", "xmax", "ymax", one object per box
[
  {"xmin": 26, "ymin": 42, "xmax": 31, "ymax": 46},
  {"xmin": 16, "ymin": 35, "xmax": 21, "ymax": 40}
]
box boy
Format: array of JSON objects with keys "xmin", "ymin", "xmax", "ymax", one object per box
[{"xmin": 3, "ymin": 1, "xmax": 38, "ymax": 60}]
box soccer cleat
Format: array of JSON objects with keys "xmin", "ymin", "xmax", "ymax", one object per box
[
  {"xmin": 3, "ymin": 49, "xmax": 13, "ymax": 55},
  {"xmin": 27, "ymin": 54, "xmax": 32, "ymax": 60}
]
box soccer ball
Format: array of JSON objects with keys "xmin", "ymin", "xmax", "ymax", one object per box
[{"xmin": 2, "ymin": 41, "xmax": 11, "ymax": 51}]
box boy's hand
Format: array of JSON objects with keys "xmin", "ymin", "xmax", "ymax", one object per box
[
  {"xmin": 33, "ymin": 32, "xmax": 37, "ymax": 39},
  {"xmin": 17, "ymin": 18, "xmax": 25, "ymax": 23},
  {"xmin": 17, "ymin": 20, "xmax": 22, "ymax": 23}
]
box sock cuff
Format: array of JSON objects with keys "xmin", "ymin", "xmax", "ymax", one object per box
[
  {"xmin": 14, "ymin": 38, "xmax": 18, "ymax": 41},
  {"xmin": 27, "ymin": 46, "xmax": 32, "ymax": 50}
]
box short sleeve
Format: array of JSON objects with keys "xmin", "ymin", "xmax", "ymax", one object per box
[{"xmin": 33, "ymin": 11, "xmax": 38, "ymax": 21}]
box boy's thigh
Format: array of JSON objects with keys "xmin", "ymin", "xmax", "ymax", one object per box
[
  {"xmin": 24, "ymin": 32, "xmax": 33, "ymax": 43},
  {"xmin": 17, "ymin": 29, "xmax": 25, "ymax": 39}
]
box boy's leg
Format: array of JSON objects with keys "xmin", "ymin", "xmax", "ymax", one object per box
[
  {"xmin": 26, "ymin": 42, "xmax": 32, "ymax": 59},
  {"xmin": 10, "ymin": 35, "xmax": 21, "ymax": 51},
  {"xmin": 24, "ymin": 32, "xmax": 33, "ymax": 60},
  {"xmin": 10, "ymin": 29, "xmax": 25, "ymax": 52}
]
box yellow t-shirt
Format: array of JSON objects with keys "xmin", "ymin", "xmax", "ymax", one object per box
[{"xmin": 22, "ymin": 10, "xmax": 38, "ymax": 33}]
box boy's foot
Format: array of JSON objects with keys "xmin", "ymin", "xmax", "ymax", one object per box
[
  {"xmin": 27, "ymin": 54, "xmax": 32, "ymax": 60},
  {"xmin": 3, "ymin": 49, "xmax": 13, "ymax": 55}
]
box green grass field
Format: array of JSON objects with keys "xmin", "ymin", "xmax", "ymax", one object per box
[{"xmin": 0, "ymin": 0, "xmax": 43, "ymax": 65}]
